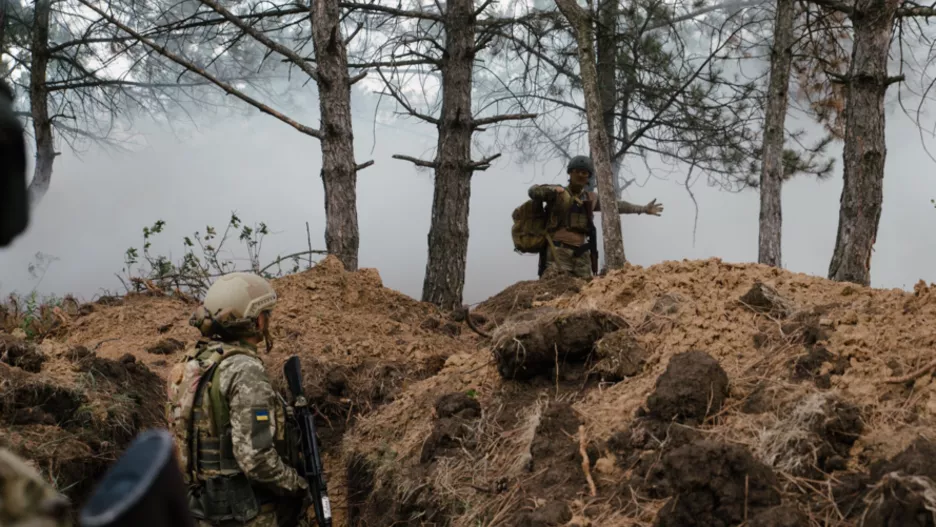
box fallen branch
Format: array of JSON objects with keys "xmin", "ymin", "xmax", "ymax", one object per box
[
  {"xmin": 883, "ymin": 358, "xmax": 936, "ymax": 384},
  {"xmin": 579, "ymin": 425, "xmax": 596, "ymax": 497}
]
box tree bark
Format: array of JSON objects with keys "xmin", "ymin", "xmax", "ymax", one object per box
[
  {"xmin": 420, "ymin": 0, "xmax": 475, "ymax": 309},
  {"xmin": 596, "ymin": 0, "xmax": 618, "ymax": 196},
  {"xmin": 556, "ymin": 0, "xmax": 627, "ymax": 269},
  {"xmin": 311, "ymin": 0, "xmax": 359, "ymax": 271},
  {"xmin": 28, "ymin": 0, "xmax": 54, "ymax": 206},
  {"xmin": 827, "ymin": 0, "xmax": 899, "ymax": 285},
  {"xmin": 757, "ymin": 0, "xmax": 794, "ymax": 267}
]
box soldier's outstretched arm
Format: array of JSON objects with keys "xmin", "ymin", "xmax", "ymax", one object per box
[
  {"xmin": 598, "ymin": 198, "xmax": 664, "ymax": 215},
  {"xmin": 221, "ymin": 356, "xmax": 308, "ymax": 496}
]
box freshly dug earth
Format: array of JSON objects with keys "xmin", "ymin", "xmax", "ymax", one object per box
[
  {"xmin": 10, "ymin": 256, "xmax": 936, "ymax": 526},
  {"xmin": 343, "ymin": 258, "xmax": 936, "ymax": 527},
  {"xmin": 0, "ymin": 339, "xmax": 165, "ymax": 521},
  {"xmin": 0, "ymin": 256, "xmax": 479, "ymax": 525}
]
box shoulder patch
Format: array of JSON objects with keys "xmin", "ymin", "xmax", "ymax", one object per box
[{"xmin": 250, "ymin": 407, "xmax": 274, "ymax": 449}]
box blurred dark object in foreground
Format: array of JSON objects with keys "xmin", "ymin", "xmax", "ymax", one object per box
[
  {"xmin": 0, "ymin": 79, "xmax": 29, "ymax": 248},
  {"xmin": 79, "ymin": 429, "xmax": 196, "ymax": 527}
]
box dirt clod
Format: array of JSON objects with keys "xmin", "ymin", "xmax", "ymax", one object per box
[
  {"xmin": 516, "ymin": 501, "xmax": 573, "ymax": 527},
  {"xmin": 492, "ymin": 308, "xmax": 627, "ymax": 380},
  {"xmin": 474, "ymin": 274, "xmax": 584, "ymax": 330},
  {"xmin": 145, "ymin": 338, "xmax": 185, "ymax": 355},
  {"xmin": 791, "ymin": 346, "xmax": 849, "ymax": 389},
  {"xmin": 593, "ymin": 329, "xmax": 648, "ymax": 382},
  {"xmin": 757, "ymin": 392, "xmax": 863, "ymax": 478},
  {"xmin": 858, "ymin": 438, "xmax": 936, "ymax": 526},
  {"xmin": 434, "ymin": 392, "xmax": 481, "ymax": 419},
  {"xmin": 747, "ymin": 505, "xmax": 809, "ymax": 527},
  {"xmin": 740, "ymin": 281, "xmax": 796, "ymax": 318},
  {"xmin": 654, "ymin": 440, "xmax": 782, "ymax": 527},
  {"xmin": 646, "ymin": 350, "xmax": 728, "ymax": 424},
  {"xmin": 65, "ymin": 345, "xmax": 93, "ymax": 362},
  {"xmin": 0, "ymin": 334, "xmax": 45, "ymax": 373},
  {"xmin": 420, "ymin": 392, "xmax": 483, "ymax": 463}
]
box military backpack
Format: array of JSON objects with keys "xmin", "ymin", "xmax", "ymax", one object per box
[{"xmin": 511, "ymin": 199, "xmax": 554, "ymax": 254}]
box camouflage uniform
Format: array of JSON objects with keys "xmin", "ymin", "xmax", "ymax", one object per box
[
  {"xmin": 528, "ymin": 185, "xmax": 648, "ymax": 279},
  {"xmin": 167, "ymin": 272, "xmax": 310, "ymax": 527},
  {"xmin": 0, "ymin": 449, "xmax": 70, "ymax": 527},
  {"xmin": 529, "ymin": 155, "xmax": 663, "ymax": 279}
]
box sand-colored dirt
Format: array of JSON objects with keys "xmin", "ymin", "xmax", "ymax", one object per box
[{"xmin": 5, "ymin": 256, "xmax": 936, "ymax": 526}]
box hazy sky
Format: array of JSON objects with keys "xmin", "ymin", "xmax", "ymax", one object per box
[{"xmin": 2, "ymin": 81, "xmax": 936, "ymax": 306}]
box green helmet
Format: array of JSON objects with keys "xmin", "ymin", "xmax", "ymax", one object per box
[
  {"xmin": 567, "ymin": 155, "xmax": 594, "ymax": 175},
  {"xmin": 190, "ymin": 272, "xmax": 277, "ymax": 345}
]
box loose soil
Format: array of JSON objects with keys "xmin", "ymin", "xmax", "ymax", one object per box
[{"xmin": 8, "ymin": 257, "xmax": 936, "ymax": 527}]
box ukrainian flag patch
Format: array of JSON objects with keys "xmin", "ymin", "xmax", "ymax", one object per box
[{"xmin": 254, "ymin": 409, "xmax": 270, "ymax": 422}]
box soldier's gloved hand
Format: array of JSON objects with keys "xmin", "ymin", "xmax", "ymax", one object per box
[{"xmin": 644, "ymin": 199, "xmax": 663, "ymax": 216}]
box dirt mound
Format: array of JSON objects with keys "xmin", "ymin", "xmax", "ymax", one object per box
[
  {"xmin": 343, "ymin": 258, "xmax": 936, "ymax": 526},
  {"xmin": 13, "ymin": 255, "xmax": 936, "ymax": 525},
  {"xmin": 2, "ymin": 256, "xmax": 479, "ymax": 525},
  {"xmin": 472, "ymin": 273, "xmax": 585, "ymax": 331}
]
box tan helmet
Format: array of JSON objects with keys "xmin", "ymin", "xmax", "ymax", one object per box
[{"xmin": 190, "ymin": 272, "xmax": 277, "ymax": 349}]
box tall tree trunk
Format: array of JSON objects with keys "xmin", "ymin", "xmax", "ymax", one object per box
[
  {"xmin": 596, "ymin": 0, "xmax": 619, "ymax": 197},
  {"xmin": 556, "ymin": 0, "xmax": 627, "ymax": 269},
  {"xmin": 421, "ymin": 0, "xmax": 475, "ymax": 309},
  {"xmin": 827, "ymin": 0, "xmax": 899, "ymax": 285},
  {"xmin": 311, "ymin": 0, "xmax": 359, "ymax": 271},
  {"xmin": 28, "ymin": 0, "xmax": 53, "ymax": 206},
  {"xmin": 757, "ymin": 0, "xmax": 794, "ymax": 267}
]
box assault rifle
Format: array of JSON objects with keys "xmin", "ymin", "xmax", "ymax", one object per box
[{"xmin": 283, "ymin": 355, "xmax": 332, "ymax": 527}]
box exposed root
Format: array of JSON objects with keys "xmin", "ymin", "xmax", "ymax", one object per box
[
  {"xmin": 579, "ymin": 424, "xmax": 596, "ymax": 497},
  {"xmin": 463, "ymin": 305, "xmax": 491, "ymax": 339}
]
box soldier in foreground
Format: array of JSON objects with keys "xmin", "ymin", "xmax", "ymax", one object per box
[
  {"xmin": 528, "ymin": 155, "xmax": 664, "ymax": 278},
  {"xmin": 167, "ymin": 272, "xmax": 310, "ymax": 526}
]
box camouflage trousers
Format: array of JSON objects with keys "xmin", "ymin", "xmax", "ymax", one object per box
[{"xmin": 545, "ymin": 243, "xmax": 592, "ymax": 279}]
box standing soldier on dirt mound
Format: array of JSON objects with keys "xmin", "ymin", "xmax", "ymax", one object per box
[
  {"xmin": 528, "ymin": 155, "xmax": 664, "ymax": 278},
  {"xmin": 167, "ymin": 272, "xmax": 311, "ymax": 526}
]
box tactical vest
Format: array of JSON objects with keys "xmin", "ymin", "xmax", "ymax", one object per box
[
  {"xmin": 547, "ymin": 188, "xmax": 593, "ymax": 234},
  {"xmin": 166, "ymin": 340, "xmax": 298, "ymax": 522}
]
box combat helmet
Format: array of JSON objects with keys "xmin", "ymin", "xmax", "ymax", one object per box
[
  {"xmin": 567, "ymin": 155, "xmax": 594, "ymax": 175},
  {"xmin": 189, "ymin": 272, "xmax": 277, "ymax": 350}
]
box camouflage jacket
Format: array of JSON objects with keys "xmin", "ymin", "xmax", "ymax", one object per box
[
  {"xmin": 528, "ymin": 184, "xmax": 646, "ymax": 243},
  {"xmin": 167, "ymin": 340, "xmax": 306, "ymax": 497},
  {"xmin": 214, "ymin": 349, "xmax": 306, "ymax": 494},
  {"xmin": 0, "ymin": 448, "xmax": 70, "ymax": 527}
]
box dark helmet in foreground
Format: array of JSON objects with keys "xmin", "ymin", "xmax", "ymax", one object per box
[
  {"xmin": 0, "ymin": 79, "xmax": 29, "ymax": 248},
  {"xmin": 567, "ymin": 155, "xmax": 594, "ymax": 175}
]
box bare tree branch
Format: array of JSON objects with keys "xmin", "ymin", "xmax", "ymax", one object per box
[
  {"xmin": 76, "ymin": 0, "xmax": 323, "ymax": 139},
  {"xmin": 392, "ymin": 154, "xmax": 438, "ymax": 168}
]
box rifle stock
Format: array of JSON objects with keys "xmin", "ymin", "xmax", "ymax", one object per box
[{"xmin": 283, "ymin": 356, "xmax": 332, "ymax": 527}]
